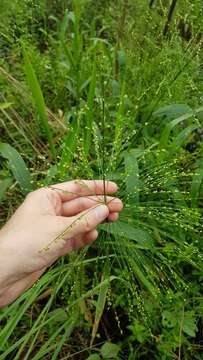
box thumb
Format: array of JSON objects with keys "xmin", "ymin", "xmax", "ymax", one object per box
[{"xmin": 59, "ymin": 204, "xmax": 109, "ymax": 240}]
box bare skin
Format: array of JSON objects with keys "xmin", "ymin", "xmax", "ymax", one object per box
[{"xmin": 0, "ymin": 180, "xmax": 123, "ymax": 308}]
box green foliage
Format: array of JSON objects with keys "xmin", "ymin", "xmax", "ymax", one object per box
[
  {"xmin": 91, "ymin": 264, "xmax": 110, "ymax": 346},
  {"xmin": 191, "ymin": 165, "xmax": 203, "ymax": 207},
  {"xmin": 157, "ymin": 105, "xmax": 202, "ymax": 149},
  {"xmin": 87, "ymin": 342, "xmax": 120, "ymax": 360},
  {"xmin": 0, "ymin": 0, "xmax": 203, "ymax": 359},
  {"xmin": 0, "ymin": 143, "xmax": 32, "ymax": 194},
  {"xmin": 23, "ymin": 49, "xmax": 56, "ymax": 159},
  {"xmin": 100, "ymin": 342, "xmax": 121, "ymax": 358},
  {"xmin": 0, "ymin": 178, "xmax": 12, "ymax": 202}
]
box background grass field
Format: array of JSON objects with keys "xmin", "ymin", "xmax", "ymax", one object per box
[{"xmin": 0, "ymin": 0, "xmax": 203, "ymax": 359}]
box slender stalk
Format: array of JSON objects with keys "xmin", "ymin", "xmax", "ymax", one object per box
[
  {"xmin": 149, "ymin": 0, "xmax": 156, "ymax": 8},
  {"xmin": 163, "ymin": 0, "xmax": 178, "ymax": 35},
  {"xmin": 101, "ymin": 75, "xmax": 107, "ymax": 204},
  {"xmin": 115, "ymin": 0, "xmax": 128, "ymax": 79},
  {"xmin": 178, "ymin": 306, "xmax": 185, "ymax": 360}
]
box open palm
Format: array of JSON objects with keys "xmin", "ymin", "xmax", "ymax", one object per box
[{"xmin": 0, "ymin": 180, "xmax": 123, "ymax": 307}]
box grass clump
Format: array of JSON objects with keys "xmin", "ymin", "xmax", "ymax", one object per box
[{"xmin": 0, "ymin": 0, "xmax": 203, "ymax": 359}]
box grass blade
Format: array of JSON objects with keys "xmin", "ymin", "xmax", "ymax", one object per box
[
  {"xmin": 91, "ymin": 264, "xmax": 109, "ymax": 346},
  {"xmin": 51, "ymin": 315, "xmax": 78, "ymax": 360},
  {"xmin": 191, "ymin": 166, "xmax": 203, "ymax": 207},
  {"xmin": 84, "ymin": 56, "xmax": 96, "ymax": 156},
  {"xmin": 124, "ymin": 149, "xmax": 143, "ymax": 206},
  {"xmin": 0, "ymin": 178, "xmax": 12, "ymax": 201},
  {"xmin": 0, "ymin": 102, "xmax": 12, "ymax": 110},
  {"xmin": 100, "ymin": 221, "xmax": 155, "ymax": 249},
  {"xmin": 0, "ymin": 143, "xmax": 32, "ymax": 194},
  {"xmin": 58, "ymin": 115, "xmax": 79, "ymax": 179},
  {"xmin": 154, "ymin": 104, "xmax": 193, "ymax": 119},
  {"xmin": 31, "ymin": 316, "xmax": 78, "ymax": 360},
  {"xmin": 113, "ymin": 82, "xmax": 126, "ymax": 166},
  {"xmin": 159, "ymin": 106, "xmax": 203, "ymax": 148},
  {"xmin": 172, "ymin": 124, "xmax": 200, "ymax": 149},
  {"xmin": 23, "ymin": 49, "xmax": 56, "ymax": 159}
]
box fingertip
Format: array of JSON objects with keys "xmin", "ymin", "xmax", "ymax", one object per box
[
  {"xmin": 106, "ymin": 181, "xmax": 118, "ymax": 193},
  {"xmin": 89, "ymin": 229, "xmax": 99, "ymax": 241},
  {"xmin": 107, "ymin": 198, "xmax": 123, "ymax": 211},
  {"xmin": 108, "ymin": 212, "xmax": 119, "ymax": 222},
  {"xmin": 117, "ymin": 199, "xmax": 123, "ymax": 211},
  {"xmin": 84, "ymin": 229, "xmax": 98, "ymax": 244},
  {"xmin": 112, "ymin": 182, "xmax": 119, "ymax": 192}
]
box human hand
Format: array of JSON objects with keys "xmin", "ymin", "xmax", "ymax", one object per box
[{"xmin": 0, "ymin": 180, "xmax": 123, "ymax": 307}]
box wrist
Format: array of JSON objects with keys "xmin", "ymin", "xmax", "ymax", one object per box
[{"xmin": 0, "ymin": 227, "xmax": 19, "ymax": 292}]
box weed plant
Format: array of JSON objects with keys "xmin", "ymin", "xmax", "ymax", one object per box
[{"xmin": 0, "ymin": 0, "xmax": 203, "ymax": 359}]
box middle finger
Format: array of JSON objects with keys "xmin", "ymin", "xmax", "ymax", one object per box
[{"xmin": 62, "ymin": 196, "xmax": 123, "ymax": 217}]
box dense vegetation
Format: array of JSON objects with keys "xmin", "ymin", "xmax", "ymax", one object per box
[{"xmin": 0, "ymin": 0, "xmax": 203, "ymax": 358}]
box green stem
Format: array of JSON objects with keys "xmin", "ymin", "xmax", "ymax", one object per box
[{"xmin": 101, "ymin": 75, "xmax": 107, "ymax": 204}]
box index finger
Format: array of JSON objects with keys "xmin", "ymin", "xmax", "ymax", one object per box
[{"xmin": 50, "ymin": 180, "xmax": 118, "ymax": 202}]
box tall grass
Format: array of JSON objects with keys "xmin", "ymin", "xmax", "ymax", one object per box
[
  {"xmin": 23, "ymin": 49, "xmax": 56, "ymax": 160},
  {"xmin": 0, "ymin": 0, "xmax": 203, "ymax": 358}
]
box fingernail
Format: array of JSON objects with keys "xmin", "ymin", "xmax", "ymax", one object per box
[{"xmin": 95, "ymin": 204, "xmax": 109, "ymax": 220}]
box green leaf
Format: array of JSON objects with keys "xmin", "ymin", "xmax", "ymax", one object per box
[
  {"xmin": 86, "ymin": 355, "xmax": 100, "ymax": 360},
  {"xmin": 58, "ymin": 9, "xmax": 69, "ymax": 40},
  {"xmin": 154, "ymin": 104, "xmax": 193, "ymax": 119},
  {"xmin": 0, "ymin": 143, "xmax": 32, "ymax": 194},
  {"xmin": 183, "ymin": 313, "xmax": 197, "ymax": 337},
  {"xmin": 130, "ymin": 260, "xmax": 157, "ymax": 298},
  {"xmin": 0, "ymin": 102, "xmax": 12, "ymax": 110},
  {"xmin": 84, "ymin": 56, "xmax": 97, "ymax": 155},
  {"xmin": 91, "ymin": 264, "xmax": 109, "ymax": 346},
  {"xmin": 60, "ymin": 40, "xmax": 75, "ymax": 70},
  {"xmin": 0, "ymin": 178, "xmax": 12, "ymax": 201},
  {"xmin": 23, "ymin": 49, "xmax": 56, "ymax": 159},
  {"xmin": 124, "ymin": 149, "xmax": 143, "ymax": 205},
  {"xmin": 128, "ymin": 320, "xmax": 148, "ymax": 343},
  {"xmin": 58, "ymin": 116, "xmax": 79, "ymax": 178},
  {"xmin": 43, "ymin": 165, "xmax": 58, "ymax": 186},
  {"xmin": 101, "ymin": 221, "xmax": 157, "ymax": 297},
  {"xmin": 191, "ymin": 166, "xmax": 203, "ymax": 207},
  {"xmin": 113, "ymin": 83, "xmax": 126, "ymax": 167},
  {"xmin": 117, "ymin": 49, "xmax": 126, "ymax": 68},
  {"xmin": 159, "ymin": 105, "xmax": 203, "ymax": 148},
  {"xmin": 31, "ymin": 315, "xmax": 77, "ymax": 360},
  {"xmin": 162, "ymin": 310, "xmax": 177, "ymax": 328},
  {"xmin": 100, "ymin": 342, "xmax": 120, "ymax": 359},
  {"xmin": 172, "ymin": 124, "xmax": 199, "ymax": 149},
  {"xmin": 100, "ymin": 221, "xmax": 155, "ymax": 249},
  {"xmin": 159, "ymin": 113, "xmax": 194, "ymax": 148},
  {"xmin": 112, "ymin": 80, "xmax": 120, "ymax": 96},
  {"xmin": 47, "ymin": 309, "xmax": 68, "ymax": 323},
  {"xmin": 50, "ymin": 315, "xmax": 78, "ymax": 360}
]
